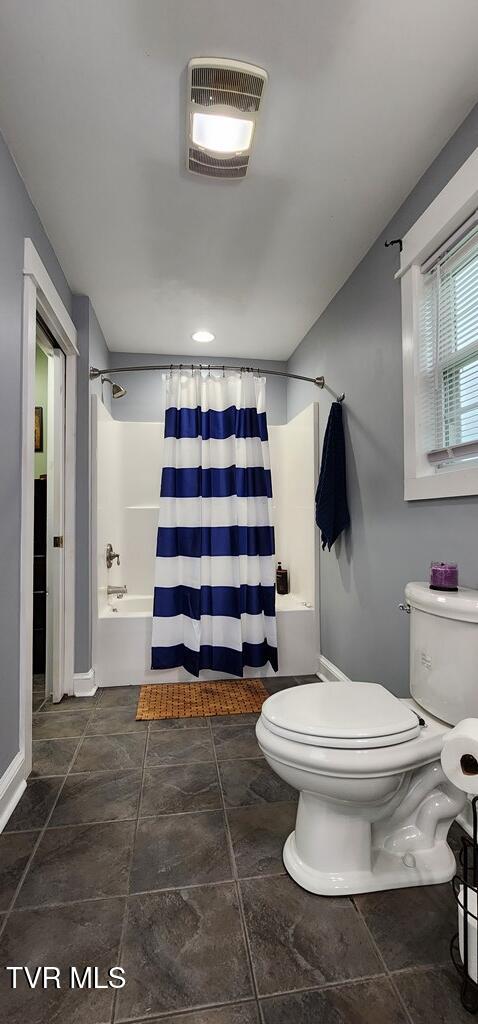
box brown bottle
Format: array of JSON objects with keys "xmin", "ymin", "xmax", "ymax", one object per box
[{"xmin": 276, "ymin": 562, "xmax": 289, "ymax": 596}]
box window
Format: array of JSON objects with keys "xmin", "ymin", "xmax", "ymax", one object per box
[
  {"xmin": 400, "ymin": 145, "xmax": 478, "ymax": 500},
  {"xmin": 419, "ymin": 228, "xmax": 478, "ymax": 467}
]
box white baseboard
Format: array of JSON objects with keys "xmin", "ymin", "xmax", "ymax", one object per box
[
  {"xmin": 73, "ymin": 667, "xmax": 97, "ymax": 698},
  {"xmin": 0, "ymin": 750, "xmax": 26, "ymax": 833},
  {"xmin": 318, "ymin": 654, "xmax": 351, "ymax": 683}
]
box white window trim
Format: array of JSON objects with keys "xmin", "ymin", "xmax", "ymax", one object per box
[{"xmin": 399, "ymin": 146, "xmax": 478, "ymax": 500}]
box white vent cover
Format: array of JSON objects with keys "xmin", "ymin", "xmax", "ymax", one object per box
[{"xmin": 187, "ymin": 58, "xmax": 267, "ymax": 179}]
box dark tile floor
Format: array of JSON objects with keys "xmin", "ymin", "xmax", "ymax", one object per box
[
  {"xmin": 32, "ymin": 672, "xmax": 46, "ymax": 712},
  {"xmin": 0, "ymin": 675, "xmax": 468, "ymax": 1023}
]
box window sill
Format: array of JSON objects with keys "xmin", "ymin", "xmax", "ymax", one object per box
[{"xmin": 405, "ymin": 464, "xmax": 478, "ymax": 500}]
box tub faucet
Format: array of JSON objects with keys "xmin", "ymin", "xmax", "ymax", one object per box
[
  {"xmin": 106, "ymin": 543, "xmax": 120, "ymax": 569},
  {"xmin": 107, "ymin": 585, "xmax": 127, "ymax": 599}
]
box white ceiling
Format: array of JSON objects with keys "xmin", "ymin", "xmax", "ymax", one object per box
[{"xmin": 0, "ymin": 1, "xmax": 477, "ymax": 360}]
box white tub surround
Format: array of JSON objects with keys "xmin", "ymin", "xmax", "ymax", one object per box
[{"xmin": 92, "ymin": 397, "xmax": 319, "ymax": 685}]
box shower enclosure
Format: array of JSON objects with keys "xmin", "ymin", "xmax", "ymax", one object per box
[{"xmin": 92, "ymin": 395, "xmax": 319, "ymax": 686}]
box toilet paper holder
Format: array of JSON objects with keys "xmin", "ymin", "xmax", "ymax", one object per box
[{"xmin": 451, "ymin": 794, "xmax": 478, "ymax": 1013}]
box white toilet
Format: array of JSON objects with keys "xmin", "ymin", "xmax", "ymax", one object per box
[{"xmin": 256, "ymin": 582, "xmax": 478, "ymax": 896}]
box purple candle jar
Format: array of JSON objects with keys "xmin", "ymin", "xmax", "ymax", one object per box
[{"xmin": 429, "ymin": 561, "xmax": 459, "ymax": 591}]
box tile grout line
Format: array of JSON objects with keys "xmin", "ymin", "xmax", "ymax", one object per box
[
  {"xmin": 110, "ymin": 718, "xmax": 151, "ymax": 1024},
  {"xmin": 4, "ymin": 869, "xmax": 291, "ymax": 915},
  {"xmin": 389, "ymin": 961, "xmax": 456, "ymax": 978},
  {"xmin": 36, "ymin": 695, "xmax": 102, "ymax": 714},
  {"xmin": 6, "ymin": 813, "xmax": 139, "ymax": 835},
  {"xmin": 251, "ymin": 970, "xmax": 390, "ymax": 1003},
  {"xmin": 109, "ymin": 967, "xmax": 400, "ymax": 1021},
  {"xmin": 3, "ymin": 777, "xmax": 266, "ymax": 834},
  {"xmin": 33, "ymin": 727, "xmax": 148, "ymax": 741},
  {"xmin": 0, "ymin": 693, "xmax": 101, "ymax": 939},
  {"xmin": 351, "ymin": 897, "xmax": 416, "ymax": 1024},
  {"xmin": 114, "ymin": 994, "xmax": 259, "ymax": 1024},
  {"xmin": 206, "ymin": 714, "xmax": 265, "ymax": 1024},
  {"xmin": 9, "ymin": 796, "xmax": 287, "ymax": 835}
]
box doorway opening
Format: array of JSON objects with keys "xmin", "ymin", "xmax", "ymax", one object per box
[{"xmin": 33, "ymin": 318, "xmax": 66, "ymax": 711}]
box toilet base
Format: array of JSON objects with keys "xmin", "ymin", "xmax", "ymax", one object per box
[{"xmin": 283, "ymin": 830, "xmax": 457, "ymax": 896}]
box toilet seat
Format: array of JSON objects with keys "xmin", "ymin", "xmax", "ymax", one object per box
[
  {"xmin": 257, "ymin": 704, "xmax": 447, "ymax": 780},
  {"xmin": 261, "ymin": 681, "xmax": 422, "ymax": 749}
]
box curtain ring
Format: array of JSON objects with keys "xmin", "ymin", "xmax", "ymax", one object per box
[
  {"xmin": 222, "ymin": 364, "xmax": 225, "ymax": 378},
  {"xmin": 208, "ymin": 364, "xmax": 211, "ymax": 376},
  {"xmin": 169, "ymin": 363, "xmax": 173, "ymax": 378},
  {"xmin": 191, "ymin": 363, "xmax": 194, "ymax": 375}
]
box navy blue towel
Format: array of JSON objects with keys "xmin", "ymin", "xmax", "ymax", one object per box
[{"xmin": 315, "ymin": 402, "xmax": 350, "ymax": 550}]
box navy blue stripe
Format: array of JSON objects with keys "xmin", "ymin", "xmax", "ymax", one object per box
[
  {"xmin": 153, "ymin": 584, "xmax": 276, "ymax": 619},
  {"xmin": 151, "ymin": 642, "xmax": 278, "ymax": 677},
  {"xmin": 165, "ymin": 406, "xmax": 268, "ymax": 441},
  {"xmin": 156, "ymin": 525, "xmax": 275, "ymax": 558},
  {"xmin": 160, "ymin": 466, "xmax": 272, "ymax": 499}
]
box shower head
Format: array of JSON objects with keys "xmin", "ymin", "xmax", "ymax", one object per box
[{"xmin": 101, "ymin": 376, "xmax": 127, "ymax": 400}]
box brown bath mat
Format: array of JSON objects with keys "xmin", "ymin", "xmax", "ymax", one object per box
[{"xmin": 136, "ymin": 679, "xmax": 269, "ymax": 721}]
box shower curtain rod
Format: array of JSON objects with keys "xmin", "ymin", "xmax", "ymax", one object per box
[{"xmin": 89, "ymin": 363, "xmax": 345, "ymax": 402}]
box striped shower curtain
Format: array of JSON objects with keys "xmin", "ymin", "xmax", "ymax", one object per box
[{"xmin": 151, "ymin": 370, "xmax": 278, "ymax": 677}]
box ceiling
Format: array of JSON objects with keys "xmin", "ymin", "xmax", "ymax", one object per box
[{"xmin": 0, "ymin": 1, "xmax": 477, "ymax": 360}]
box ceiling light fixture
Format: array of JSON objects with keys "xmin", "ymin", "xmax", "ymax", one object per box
[
  {"xmin": 192, "ymin": 113, "xmax": 254, "ymax": 155},
  {"xmin": 187, "ymin": 57, "xmax": 267, "ymax": 179},
  {"xmin": 192, "ymin": 330, "xmax": 215, "ymax": 343}
]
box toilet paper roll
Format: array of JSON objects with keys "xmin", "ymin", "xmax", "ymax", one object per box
[{"xmin": 441, "ymin": 718, "xmax": 478, "ymax": 794}]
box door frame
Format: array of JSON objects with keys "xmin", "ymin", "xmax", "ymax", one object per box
[
  {"xmin": 35, "ymin": 330, "xmax": 67, "ymax": 704},
  {"xmin": 21, "ymin": 238, "xmax": 78, "ymax": 775}
]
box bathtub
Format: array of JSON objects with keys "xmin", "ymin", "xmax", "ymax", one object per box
[
  {"xmin": 95, "ymin": 591, "xmax": 318, "ymax": 687},
  {"xmin": 104, "ymin": 595, "xmax": 152, "ymax": 617}
]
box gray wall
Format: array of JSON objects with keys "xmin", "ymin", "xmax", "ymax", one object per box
[
  {"xmin": 73, "ymin": 296, "xmax": 110, "ymax": 674},
  {"xmin": 108, "ymin": 352, "xmax": 288, "ymax": 425},
  {"xmin": 0, "ymin": 130, "xmax": 71, "ymax": 774},
  {"xmin": 287, "ymin": 104, "xmax": 478, "ymax": 696}
]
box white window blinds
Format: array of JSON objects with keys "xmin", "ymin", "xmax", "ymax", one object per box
[{"xmin": 418, "ymin": 224, "xmax": 478, "ymax": 466}]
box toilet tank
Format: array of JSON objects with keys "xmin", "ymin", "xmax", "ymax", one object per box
[{"xmin": 406, "ymin": 582, "xmax": 478, "ymax": 726}]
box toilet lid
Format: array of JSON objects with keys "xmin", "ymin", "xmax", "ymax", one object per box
[{"xmin": 261, "ymin": 682, "xmax": 422, "ymax": 749}]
